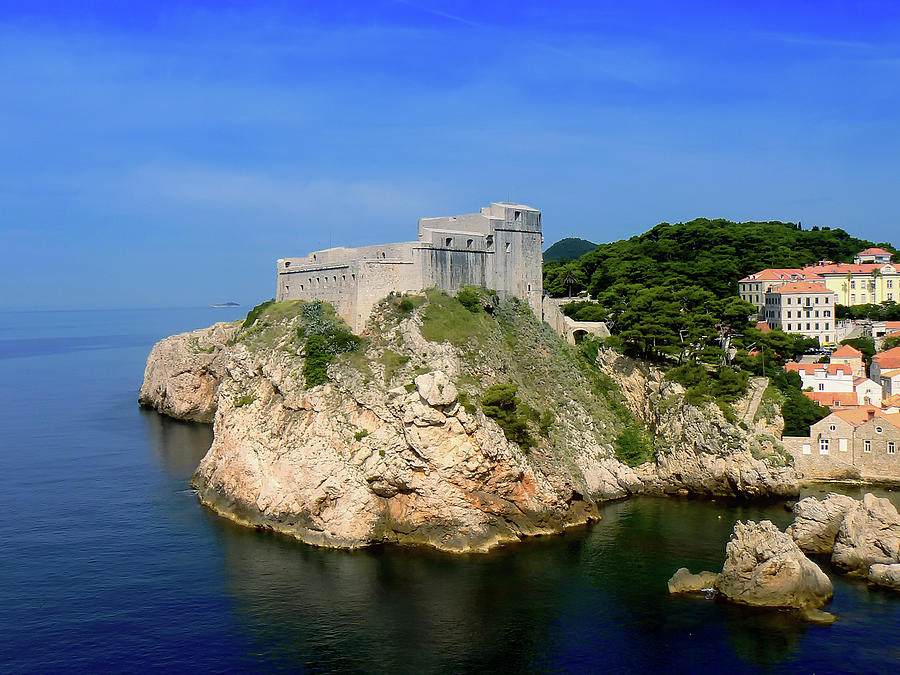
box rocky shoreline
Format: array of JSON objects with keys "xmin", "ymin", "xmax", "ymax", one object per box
[{"xmin": 139, "ymin": 297, "xmax": 803, "ymax": 553}]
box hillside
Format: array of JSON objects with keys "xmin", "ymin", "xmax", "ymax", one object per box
[
  {"xmin": 544, "ymin": 218, "xmax": 895, "ymax": 300},
  {"xmin": 139, "ymin": 292, "xmax": 797, "ymax": 552},
  {"xmin": 543, "ymin": 237, "xmax": 597, "ymax": 262}
]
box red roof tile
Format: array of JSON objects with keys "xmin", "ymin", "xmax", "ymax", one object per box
[
  {"xmin": 874, "ymin": 347, "xmax": 900, "ymax": 369},
  {"xmin": 755, "ymin": 321, "xmax": 771, "ymax": 333},
  {"xmin": 784, "ymin": 362, "xmax": 851, "ymax": 375},
  {"xmin": 769, "ymin": 281, "xmax": 832, "ymax": 294},
  {"xmin": 805, "ymin": 391, "xmax": 859, "ymax": 407},
  {"xmin": 858, "ymin": 247, "xmax": 892, "ymax": 255},
  {"xmin": 739, "ymin": 268, "xmax": 807, "ymax": 283},
  {"xmin": 831, "ymin": 344, "xmax": 863, "ymax": 358}
]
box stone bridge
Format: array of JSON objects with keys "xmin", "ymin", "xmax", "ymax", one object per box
[{"xmin": 542, "ymin": 296, "xmax": 610, "ymax": 345}]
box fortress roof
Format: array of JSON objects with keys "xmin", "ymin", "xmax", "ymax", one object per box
[{"xmin": 769, "ymin": 281, "xmax": 832, "ymax": 294}]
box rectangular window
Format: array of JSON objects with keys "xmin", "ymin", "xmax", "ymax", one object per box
[
  {"xmin": 818, "ymin": 383, "xmax": 825, "ymax": 391},
  {"xmin": 851, "ymin": 280, "xmax": 856, "ymax": 289},
  {"xmin": 825, "ymin": 323, "xmax": 829, "ymax": 330},
  {"xmin": 802, "ymin": 443, "xmax": 811, "ymax": 455},
  {"xmin": 862, "ymin": 294, "xmax": 867, "ymax": 303},
  {"xmin": 815, "ymin": 323, "xmax": 820, "ymax": 330},
  {"xmin": 851, "ymin": 294, "xmax": 856, "ymax": 303},
  {"xmin": 890, "ymin": 294, "xmax": 894, "ymax": 301},
  {"xmin": 806, "ymin": 323, "xmax": 811, "ymax": 330},
  {"xmin": 819, "ymin": 439, "xmax": 829, "ymax": 455},
  {"xmin": 888, "ymin": 442, "xmax": 896, "ymax": 455},
  {"xmin": 825, "ymin": 296, "xmax": 830, "ymax": 303},
  {"xmin": 839, "ymin": 438, "xmax": 848, "ymax": 452},
  {"xmin": 888, "ymin": 279, "xmax": 894, "ymax": 289},
  {"xmin": 864, "ymin": 440, "xmax": 871, "ymax": 453}
]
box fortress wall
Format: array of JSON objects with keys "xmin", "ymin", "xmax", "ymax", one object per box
[
  {"xmin": 277, "ymin": 262, "xmax": 359, "ymax": 328},
  {"xmin": 353, "ymin": 260, "xmax": 422, "ymax": 332},
  {"xmin": 419, "ymin": 247, "xmax": 490, "ymax": 293}
]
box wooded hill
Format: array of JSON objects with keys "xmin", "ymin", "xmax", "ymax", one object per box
[{"xmin": 543, "ymin": 218, "xmax": 895, "ymax": 300}]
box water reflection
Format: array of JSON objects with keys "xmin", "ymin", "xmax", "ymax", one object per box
[{"xmin": 140, "ymin": 409, "xmax": 213, "ymax": 479}]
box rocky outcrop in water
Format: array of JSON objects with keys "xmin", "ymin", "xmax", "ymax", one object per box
[
  {"xmin": 786, "ymin": 493, "xmax": 900, "ymax": 591},
  {"xmin": 140, "ymin": 295, "xmax": 799, "ymax": 552},
  {"xmin": 596, "ymin": 351, "xmax": 799, "ymax": 499},
  {"xmin": 786, "ymin": 493, "xmax": 857, "ymax": 554},
  {"xmin": 715, "ymin": 520, "xmax": 833, "ymax": 610},
  {"xmin": 667, "ymin": 568, "xmax": 718, "ymax": 594}
]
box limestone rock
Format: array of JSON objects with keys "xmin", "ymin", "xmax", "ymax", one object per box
[
  {"xmin": 138, "ymin": 322, "xmax": 237, "ymax": 423},
  {"xmin": 787, "ymin": 493, "xmax": 857, "ymax": 554},
  {"xmin": 414, "ymin": 371, "xmax": 458, "ymax": 407},
  {"xmin": 831, "ymin": 493, "xmax": 900, "ymax": 575},
  {"xmin": 867, "ymin": 563, "xmax": 900, "ymax": 591},
  {"xmin": 667, "ymin": 568, "xmax": 719, "ymax": 594},
  {"xmin": 800, "ymin": 608, "xmax": 836, "ymax": 625},
  {"xmin": 715, "ymin": 520, "xmax": 833, "ymax": 609}
]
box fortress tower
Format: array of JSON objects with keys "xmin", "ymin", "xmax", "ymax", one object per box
[{"xmin": 276, "ymin": 202, "xmax": 543, "ymax": 332}]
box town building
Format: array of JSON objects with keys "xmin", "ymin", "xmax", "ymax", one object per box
[
  {"xmin": 783, "ymin": 408, "xmax": 900, "ymax": 481},
  {"xmin": 276, "ymin": 202, "xmax": 544, "ymax": 332},
  {"xmin": 762, "ymin": 281, "xmax": 838, "ymax": 345},
  {"xmin": 739, "ymin": 248, "xmax": 899, "ymax": 316},
  {"xmin": 872, "ymin": 347, "xmax": 900, "ymax": 383},
  {"xmin": 829, "ymin": 344, "xmax": 865, "ymax": 377}
]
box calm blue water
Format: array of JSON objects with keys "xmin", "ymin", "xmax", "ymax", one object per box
[{"xmin": 1, "ymin": 308, "xmax": 898, "ymax": 673}]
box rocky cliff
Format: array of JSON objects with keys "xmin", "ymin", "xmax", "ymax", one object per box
[
  {"xmin": 595, "ymin": 351, "xmax": 798, "ymax": 499},
  {"xmin": 140, "ymin": 292, "xmax": 799, "ymax": 552}
]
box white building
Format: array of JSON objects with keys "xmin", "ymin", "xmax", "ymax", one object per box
[{"xmin": 763, "ymin": 281, "xmax": 839, "ymax": 345}]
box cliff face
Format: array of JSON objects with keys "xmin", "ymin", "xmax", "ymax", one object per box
[
  {"xmin": 596, "ymin": 351, "xmax": 798, "ymax": 499},
  {"xmin": 140, "ymin": 293, "xmax": 798, "ymax": 552}
]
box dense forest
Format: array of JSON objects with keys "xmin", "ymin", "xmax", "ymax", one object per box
[{"xmin": 543, "ymin": 218, "xmax": 895, "ymax": 300}]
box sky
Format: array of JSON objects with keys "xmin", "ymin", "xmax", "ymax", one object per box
[{"xmin": 1, "ymin": 0, "xmax": 899, "ymax": 309}]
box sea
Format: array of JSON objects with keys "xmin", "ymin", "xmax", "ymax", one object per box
[{"xmin": 1, "ymin": 307, "xmax": 898, "ymax": 673}]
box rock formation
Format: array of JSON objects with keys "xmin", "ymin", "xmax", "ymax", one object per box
[
  {"xmin": 140, "ymin": 294, "xmax": 800, "ymax": 552},
  {"xmin": 785, "ymin": 492, "xmax": 900, "ymax": 590},
  {"xmin": 667, "ymin": 568, "xmax": 718, "ymax": 594},
  {"xmin": 831, "ymin": 493, "xmax": 900, "ymax": 575},
  {"xmin": 786, "ymin": 493, "xmax": 857, "ymax": 554},
  {"xmin": 715, "ymin": 520, "xmax": 833, "ymax": 609},
  {"xmin": 596, "ymin": 351, "xmax": 798, "ymax": 499},
  {"xmin": 139, "ymin": 322, "xmax": 237, "ymax": 423}
]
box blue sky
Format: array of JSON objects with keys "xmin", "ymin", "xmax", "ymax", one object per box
[{"xmin": 1, "ymin": 1, "xmax": 899, "ymax": 309}]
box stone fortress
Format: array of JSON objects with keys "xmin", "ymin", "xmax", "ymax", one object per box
[{"xmin": 277, "ymin": 202, "xmax": 546, "ymax": 332}]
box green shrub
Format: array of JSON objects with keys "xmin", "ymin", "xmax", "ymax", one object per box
[
  {"xmin": 481, "ymin": 384, "xmax": 535, "ymax": 448},
  {"xmin": 379, "ymin": 350, "xmax": 410, "ymax": 384},
  {"xmin": 302, "ymin": 326, "xmax": 362, "ymax": 387},
  {"xmin": 242, "ymin": 299, "xmax": 275, "ymax": 329},
  {"xmin": 457, "ymin": 390, "xmax": 476, "ymax": 414},
  {"xmin": 614, "ymin": 426, "xmax": 654, "ymax": 466},
  {"xmin": 539, "ymin": 409, "xmax": 554, "ymax": 436},
  {"xmin": 456, "ymin": 286, "xmax": 481, "ymax": 313},
  {"xmin": 354, "ymin": 429, "xmax": 369, "ymax": 441},
  {"xmin": 398, "ymin": 298, "xmax": 415, "ymax": 313}
]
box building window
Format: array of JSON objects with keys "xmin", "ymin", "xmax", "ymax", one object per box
[
  {"xmin": 300, "ymin": 284, "xmax": 304, "ymax": 291},
  {"xmin": 861, "ymin": 294, "xmax": 867, "ymax": 303},
  {"xmin": 505, "ymin": 242, "xmax": 511, "ymax": 253},
  {"xmin": 825, "ymin": 323, "xmax": 829, "ymax": 330},
  {"xmin": 851, "ymin": 294, "xmax": 856, "ymax": 303},
  {"xmin": 890, "ymin": 294, "xmax": 894, "ymax": 301},
  {"xmin": 839, "ymin": 438, "xmax": 848, "ymax": 452},
  {"xmin": 889, "ymin": 442, "xmax": 896, "ymax": 455},
  {"xmin": 527, "ymin": 283, "xmax": 532, "ymax": 292},
  {"xmin": 825, "ymin": 296, "xmax": 830, "ymax": 303},
  {"xmin": 284, "ymin": 261, "xmax": 291, "ymax": 267},
  {"xmin": 285, "ymin": 285, "xmax": 289, "ymax": 293},
  {"xmin": 829, "ymin": 424, "xmax": 836, "ymax": 431},
  {"xmin": 787, "ymin": 311, "xmax": 791, "ymax": 318},
  {"xmin": 819, "ymin": 439, "xmax": 829, "ymax": 455},
  {"xmin": 864, "ymin": 440, "xmax": 871, "ymax": 452},
  {"xmin": 851, "ymin": 280, "xmax": 856, "ymax": 289},
  {"xmin": 486, "ymin": 235, "xmax": 493, "ymax": 248},
  {"xmin": 802, "ymin": 443, "xmax": 811, "ymax": 455},
  {"xmin": 888, "ymin": 280, "xmax": 894, "ymax": 289},
  {"xmin": 876, "ymin": 426, "xmax": 883, "ymax": 434},
  {"xmin": 466, "ymin": 239, "xmax": 473, "ymax": 249},
  {"xmin": 514, "ymin": 210, "xmax": 521, "ymax": 222},
  {"xmin": 445, "ymin": 238, "xmax": 453, "ymax": 247},
  {"xmin": 819, "ymin": 384, "xmax": 825, "ymax": 391}
]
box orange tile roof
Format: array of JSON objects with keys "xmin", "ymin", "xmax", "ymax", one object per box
[
  {"xmin": 884, "ymin": 321, "xmax": 900, "ymax": 329},
  {"xmin": 769, "ymin": 281, "xmax": 832, "ymax": 294},
  {"xmin": 755, "ymin": 321, "xmax": 771, "ymax": 333},
  {"xmin": 880, "ymin": 368, "xmax": 900, "ymax": 378},
  {"xmin": 784, "ymin": 362, "xmax": 851, "ymax": 375},
  {"xmin": 874, "ymin": 347, "xmax": 900, "ymax": 369},
  {"xmin": 872, "ymin": 413, "xmax": 900, "ymax": 430},
  {"xmin": 833, "ymin": 406, "xmax": 881, "ymax": 426},
  {"xmin": 804, "ymin": 391, "xmax": 859, "ymax": 407},
  {"xmin": 883, "ymin": 394, "xmax": 900, "ymax": 407},
  {"xmin": 882, "ymin": 330, "xmax": 900, "ymax": 340},
  {"xmin": 858, "ymin": 247, "xmax": 892, "ymax": 255},
  {"xmin": 739, "ymin": 268, "xmax": 807, "ymax": 283},
  {"xmin": 831, "ymin": 344, "xmax": 863, "ymax": 358},
  {"xmin": 803, "ymin": 262, "xmax": 885, "ymax": 275}
]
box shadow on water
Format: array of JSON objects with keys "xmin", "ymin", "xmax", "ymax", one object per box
[{"xmin": 139, "ymin": 409, "xmax": 213, "ymax": 479}]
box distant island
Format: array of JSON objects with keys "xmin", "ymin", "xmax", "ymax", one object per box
[{"xmin": 211, "ymin": 302, "xmax": 241, "ymax": 308}]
